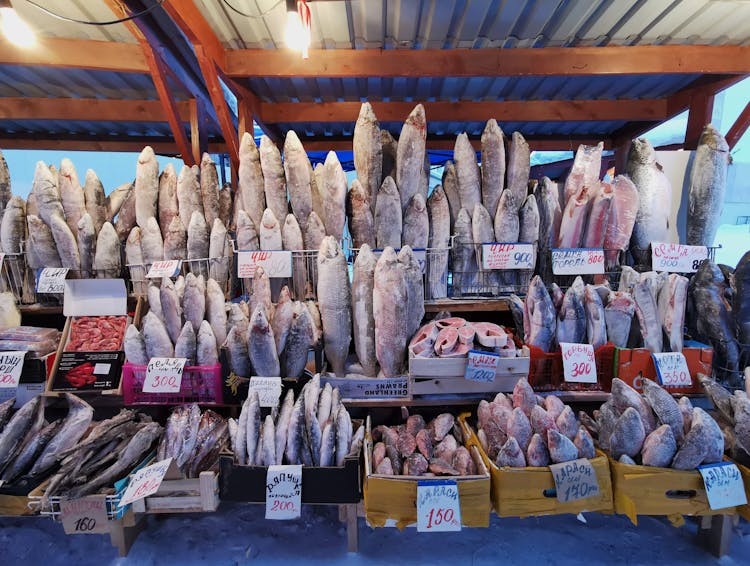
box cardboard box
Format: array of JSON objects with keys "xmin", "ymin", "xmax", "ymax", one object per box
[
  {"xmin": 130, "ymin": 460, "xmax": 219, "ymax": 514},
  {"xmin": 528, "ymin": 343, "xmax": 615, "ymax": 392},
  {"xmin": 610, "ymin": 456, "xmax": 735, "ymax": 525},
  {"xmin": 613, "ymin": 341, "xmax": 713, "ymax": 394},
  {"xmin": 0, "ymin": 352, "xmax": 56, "ymax": 407},
  {"xmin": 48, "ymin": 280, "xmax": 130, "ymax": 395},
  {"xmin": 363, "ymin": 415, "xmax": 491, "ymax": 529},
  {"xmin": 461, "ymin": 415, "xmax": 613, "ymax": 518}
]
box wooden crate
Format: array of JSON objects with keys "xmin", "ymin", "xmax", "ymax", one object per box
[
  {"xmin": 460, "ymin": 415, "xmax": 613, "ymax": 518},
  {"xmin": 610, "ymin": 457, "xmax": 736, "ymax": 525},
  {"xmin": 363, "ymin": 415, "xmax": 491, "ymax": 529},
  {"xmin": 409, "ymin": 352, "xmax": 529, "ymax": 396},
  {"xmin": 131, "ymin": 471, "xmax": 219, "ymax": 514},
  {"xmin": 0, "ymin": 493, "xmax": 37, "ymax": 516},
  {"xmin": 613, "ymin": 342, "xmax": 712, "ymax": 394},
  {"xmin": 734, "ymin": 459, "xmax": 750, "ymax": 522}
]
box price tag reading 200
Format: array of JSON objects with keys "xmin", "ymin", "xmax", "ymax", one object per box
[
  {"xmin": 265, "ymin": 464, "xmax": 302, "ymax": 520},
  {"xmin": 143, "ymin": 358, "xmax": 187, "ymax": 393},
  {"xmin": 417, "ymin": 479, "xmax": 461, "ymax": 532}
]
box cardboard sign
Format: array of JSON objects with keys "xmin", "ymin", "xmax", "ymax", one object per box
[
  {"xmin": 560, "ymin": 342, "xmax": 597, "ymax": 384},
  {"xmin": 237, "ymin": 251, "xmax": 292, "ymax": 278},
  {"xmin": 698, "ymin": 462, "xmax": 747, "ymax": 510},
  {"xmin": 37, "ymin": 267, "xmax": 69, "ymax": 293},
  {"xmin": 417, "ymin": 480, "xmax": 461, "ymax": 532},
  {"xmin": 550, "ymin": 458, "xmax": 600, "ymax": 503},
  {"xmin": 146, "ymin": 260, "xmax": 181, "ymax": 278},
  {"xmin": 372, "ymin": 248, "xmax": 427, "ymax": 274},
  {"xmin": 652, "ymin": 352, "xmax": 692, "ymax": 388},
  {"xmin": 651, "ymin": 243, "xmax": 708, "ymax": 273},
  {"xmin": 249, "ymin": 376, "xmax": 282, "ymax": 407},
  {"xmin": 60, "ymin": 495, "xmax": 109, "ymax": 534},
  {"xmin": 143, "ymin": 358, "xmax": 187, "ymax": 393},
  {"xmin": 0, "ymin": 351, "xmax": 25, "ymax": 389},
  {"xmin": 265, "ymin": 464, "xmax": 302, "ymax": 520},
  {"xmin": 551, "ymin": 249, "xmax": 605, "ymax": 275},
  {"xmin": 119, "ymin": 458, "xmax": 173, "ymax": 507},
  {"xmin": 481, "ymin": 243, "xmax": 535, "ymax": 270},
  {"xmin": 464, "ymin": 350, "xmax": 500, "ymax": 383},
  {"xmin": 319, "ymin": 375, "xmax": 409, "ymax": 400}
]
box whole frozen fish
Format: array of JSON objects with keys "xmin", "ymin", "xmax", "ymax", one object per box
[
  {"xmin": 453, "ymin": 208, "xmax": 477, "ymax": 294},
  {"xmin": 218, "ymin": 183, "xmax": 233, "ymax": 229},
  {"xmin": 282, "ymin": 213, "xmax": 306, "ymax": 295},
  {"xmin": 0, "ymin": 195, "xmax": 25, "ymax": 254},
  {"xmin": 236, "ymin": 210, "xmax": 259, "ymax": 250},
  {"xmin": 282, "ymin": 302, "xmax": 314, "ymax": 378},
  {"xmin": 147, "ymin": 283, "xmax": 162, "ymax": 319},
  {"xmin": 494, "ymin": 189, "xmax": 519, "ymax": 242},
  {"xmin": 49, "ymin": 212, "xmax": 81, "ymax": 270},
  {"xmin": 563, "ymin": 143, "xmax": 603, "ymax": 207},
  {"xmin": 557, "ymin": 279, "xmax": 586, "ymax": 344},
  {"xmin": 198, "ymin": 153, "xmax": 219, "ymax": 228},
  {"xmin": 582, "ymin": 183, "xmax": 613, "ymax": 248},
  {"xmin": 396, "ymin": 104, "xmax": 427, "ymax": 210},
  {"xmin": 507, "ymin": 132, "xmax": 530, "ymax": 210},
  {"xmin": 107, "ymin": 181, "xmax": 133, "ymax": 222},
  {"xmin": 187, "ymin": 211, "xmax": 210, "ymax": 276},
  {"xmin": 303, "ymin": 211, "xmax": 326, "ymax": 251},
  {"xmin": 284, "ymin": 131, "xmax": 313, "ymax": 233},
  {"xmin": 641, "ymin": 379, "xmax": 684, "ymax": 443},
  {"xmin": 0, "ymin": 397, "xmax": 42, "ymax": 474},
  {"xmin": 317, "ymin": 236, "xmax": 352, "ymax": 376},
  {"xmin": 183, "ymin": 272, "xmax": 206, "ymax": 333},
  {"xmin": 633, "ymin": 278, "xmax": 662, "ymax": 353},
  {"xmin": 134, "ymin": 147, "xmax": 159, "ymax": 228},
  {"xmin": 142, "ymin": 311, "xmax": 174, "ymax": 359},
  {"xmin": 114, "ymin": 182, "xmax": 137, "ymax": 239},
  {"xmin": 519, "ymin": 194, "xmax": 540, "ymax": 245},
  {"xmin": 271, "ymin": 288, "xmax": 294, "ymax": 354},
  {"xmin": 427, "ymin": 186, "xmax": 450, "ymax": 300},
  {"xmin": 158, "ymin": 164, "xmax": 179, "ymax": 239},
  {"xmin": 353, "ymin": 102, "xmax": 382, "ymax": 214},
  {"xmin": 348, "ymin": 179, "xmax": 376, "ymax": 248},
  {"xmin": 399, "ymin": 246, "xmax": 425, "ymax": 342},
  {"xmin": 174, "ymin": 321, "xmax": 197, "ymax": 365},
  {"xmin": 59, "ymin": 158, "xmax": 87, "ymax": 238},
  {"xmin": 603, "ymin": 175, "xmax": 639, "ymax": 270},
  {"xmin": 481, "ymin": 119, "xmax": 505, "ymax": 218},
  {"xmin": 609, "ymin": 407, "xmax": 645, "ymax": 460},
  {"xmin": 557, "ymin": 185, "xmax": 592, "ymax": 248},
  {"xmin": 27, "ymin": 215, "xmax": 61, "ymax": 268},
  {"xmin": 92, "ymin": 221, "xmax": 120, "ymax": 277},
  {"xmin": 535, "ymin": 177, "xmax": 562, "ymax": 251},
  {"xmin": 442, "ymin": 161, "xmax": 461, "ymax": 229},
  {"xmin": 548, "ymin": 429, "xmax": 579, "ymax": 464},
  {"xmin": 352, "ymin": 245, "xmax": 378, "ymax": 376},
  {"xmin": 177, "ymin": 165, "xmax": 204, "ymax": 232},
  {"xmin": 124, "ymin": 324, "xmax": 149, "ymax": 365},
  {"xmin": 226, "ymin": 326, "xmax": 250, "ymax": 377},
  {"xmin": 374, "ymin": 247, "xmax": 409, "ymax": 377},
  {"xmin": 687, "ymin": 125, "xmax": 729, "ymax": 247},
  {"xmin": 584, "ymin": 285, "xmax": 607, "ymax": 350},
  {"xmin": 641, "ymin": 425, "xmax": 677, "ymax": 468},
  {"xmin": 375, "ymin": 176, "xmax": 403, "ymax": 249},
  {"xmin": 657, "ymin": 273, "xmax": 688, "ymax": 353},
  {"xmin": 77, "ymin": 213, "xmax": 96, "ymax": 278},
  {"xmin": 311, "ymin": 162, "xmax": 325, "ymax": 225},
  {"xmin": 604, "ymin": 292, "xmax": 635, "ymax": 348},
  {"xmin": 611, "ymin": 378, "xmax": 656, "ymax": 435},
  {"xmin": 454, "ymin": 132, "xmax": 481, "ymax": 212},
  {"xmin": 206, "ymin": 277, "xmax": 227, "ymax": 350},
  {"xmin": 196, "ymin": 320, "xmax": 219, "ymax": 366},
  {"xmin": 322, "ymin": 151, "xmax": 347, "ymax": 241},
  {"xmin": 83, "ymin": 169, "xmax": 107, "ymax": 234},
  {"xmin": 472, "ymin": 202, "xmax": 494, "ymax": 278},
  {"xmin": 381, "ymin": 129, "xmax": 398, "ymax": 183},
  {"xmin": 259, "ymin": 136, "xmax": 288, "ymax": 224},
  {"xmin": 33, "ymin": 161, "xmax": 64, "ymax": 227},
  {"xmin": 163, "ymin": 216, "xmax": 187, "ymax": 261},
  {"xmin": 248, "ymin": 304, "xmax": 280, "ymax": 376},
  {"xmin": 524, "ymin": 276, "xmax": 556, "ymax": 352},
  {"xmin": 402, "ymin": 193, "xmax": 429, "ymax": 249},
  {"xmin": 239, "ymin": 132, "xmax": 266, "ymax": 230},
  {"xmin": 140, "ymin": 216, "xmax": 164, "ymax": 265},
  {"xmin": 208, "ymin": 219, "xmax": 229, "ymax": 287},
  {"xmin": 249, "ymin": 266, "xmax": 272, "ymax": 319},
  {"xmin": 0, "ymin": 150, "xmax": 9, "ymax": 215},
  {"xmin": 259, "ymin": 208, "xmax": 283, "ymax": 251}
]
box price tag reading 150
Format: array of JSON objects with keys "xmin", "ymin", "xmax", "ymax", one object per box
[
  {"xmin": 417, "ymin": 480, "xmax": 461, "ymax": 532},
  {"xmin": 143, "ymin": 358, "xmax": 187, "ymax": 393}
]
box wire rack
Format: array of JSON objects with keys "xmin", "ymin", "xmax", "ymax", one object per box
[
  {"xmin": 449, "ymin": 242, "xmax": 532, "ymax": 298},
  {"xmin": 533, "ymin": 248, "xmax": 626, "ymax": 292},
  {"xmin": 127, "ymin": 253, "xmax": 233, "ymax": 298}
]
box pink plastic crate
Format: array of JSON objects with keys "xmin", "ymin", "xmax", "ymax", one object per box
[{"xmin": 121, "ymin": 362, "xmax": 223, "ymax": 405}]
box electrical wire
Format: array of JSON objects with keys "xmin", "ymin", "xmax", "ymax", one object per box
[
  {"xmin": 219, "ymin": 0, "xmax": 284, "ymax": 19},
  {"xmin": 23, "ymin": 0, "xmax": 167, "ymax": 26}
]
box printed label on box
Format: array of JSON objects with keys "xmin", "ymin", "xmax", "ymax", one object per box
[
  {"xmin": 552, "ymin": 249, "xmax": 604, "ymax": 275},
  {"xmin": 464, "ymin": 350, "xmax": 499, "ymax": 383},
  {"xmin": 651, "ymin": 243, "xmax": 707, "ymax": 273},
  {"xmin": 265, "ymin": 465, "xmax": 302, "ymax": 520},
  {"xmin": 319, "ymin": 376, "xmax": 409, "ymax": 400},
  {"xmin": 37, "ymin": 267, "xmax": 69, "ymax": 293},
  {"xmin": 652, "ymin": 352, "xmax": 692, "ymax": 388},
  {"xmin": 417, "ymin": 479, "xmax": 462, "ymax": 532},
  {"xmin": 52, "ymin": 351, "xmax": 123, "ymax": 391},
  {"xmin": 237, "ymin": 251, "xmax": 293, "ymax": 278},
  {"xmin": 698, "ymin": 462, "xmax": 747, "ymax": 510},
  {"xmin": 146, "ymin": 260, "xmax": 181, "ymax": 278},
  {"xmin": 550, "ymin": 458, "xmax": 600, "ymax": 503},
  {"xmin": 481, "ymin": 243, "xmax": 535, "ymax": 270},
  {"xmin": 560, "ymin": 342, "xmax": 597, "ymax": 383}
]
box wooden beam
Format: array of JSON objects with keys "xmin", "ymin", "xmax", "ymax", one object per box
[
  {"xmin": 225, "ymin": 46, "xmax": 750, "ymax": 78},
  {"xmin": 684, "ymin": 92, "xmax": 715, "ymax": 150},
  {"xmin": 260, "ymin": 99, "xmax": 668, "ymax": 124},
  {"xmin": 726, "ymin": 101, "xmax": 750, "ymax": 150},
  {"xmin": 0, "ymin": 135, "xmax": 227, "ymax": 154},
  {"xmin": 237, "ymin": 97, "xmax": 254, "ymax": 139},
  {"xmin": 189, "ymin": 98, "xmax": 209, "ymax": 164},
  {"xmin": 0, "ymin": 37, "xmax": 148, "ymax": 73},
  {"xmin": 0, "ymin": 97, "xmax": 191, "ymax": 122}
]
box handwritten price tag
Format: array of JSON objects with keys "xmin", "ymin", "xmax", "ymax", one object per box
[
  {"xmin": 560, "ymin": 342, "xmax": 597, "ymax": 384},
  {"xmin": 146, "ymin": 260, "xmax": 181, "ymax": 278},
  {"xmin": 37, "ymin": 267, "xmax": 69, "ymax": 293},
  {"xmin": 417, "ymin": 479, "xmax": 461, "ymax": 532},
  {"xmin": 652, "ymin": 352, "xmax": 692, "ymax": 388},
  {"xmin": 550, "ymin": 458, "xmax": 600, "ymax": 503},
  {"xmin": 699, "ymin": 462, "xmax": 747, "ymax": 510},
  {"xmin": 60, "ymin": 495, "xmax": 109, "ymax": 534},
  {"xmin": 119, "ymin": 458, "xmax": 173, "ymax": 507},
  {"xmin": 481, "ymin": 243, "xmax": 535, "ymax": 270},
  {"xmin": 552, "ymin": 249, "xmax": 604, "ymax": 275},
  {"xmin": 464, "ymin": 350, "xmax": 499, "ymax": 383},
  {"xmin": 265, "ymin": 464, "xmax": 302, "ymax": 520},
  {"xmin": 651, "ymin": 243, "xmax": 708, "ymax": 273},
  {"xmin": 143, "ymin": 358, "xmax": 186, "ymax": 393},
  {"xmin": 237, "ymin": 251, "xmax": 292, "ymax": 278},
  {"xmin": 0, "ymin": 351, "xmax": 25, "ymax": 389},
  {"xmin": 249, "ymin": 376, "xmax": 282, "ymax": 407}
]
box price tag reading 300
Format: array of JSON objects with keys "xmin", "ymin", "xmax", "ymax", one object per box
[
  {"xmin": 143, "ymin": 358, "xmax": 187, "ymax": 393},
  {"xmin": 560, "ymin": 343, "xmax": 597, "ymax": 384},
  {"xmin": 417, "ymin": 480, "xmax": 462, "ymax": 532}
]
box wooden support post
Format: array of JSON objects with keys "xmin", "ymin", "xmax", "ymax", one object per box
[
  {"xmin": 726, "ymin": 101, "xmax": 750, "ymax": 150},
  {"xmin": 684, "ymin": 93, "xmax": 715, "ymax": 150},
  {"xmin": 697, "ymin": 514, "xmax": 733, "ymax": 558},
  {"xmin": 189, "ymin": 98, "xmax": 209, "ymax": 164},
  {"xmin": 238, "ymin": 97, "xmax": 254, "ymax": 140},
  {"xmin": 109, "ymin": 514, "xmax": 146, "ymax": 557}
]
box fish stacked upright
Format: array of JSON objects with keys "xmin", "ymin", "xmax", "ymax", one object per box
[
  {"xmin": 231, "ymin": 377, "xmax": 362, "ymax": 467},
  {"xmin": 698, "ymin": 373, "xmax": 750, "ymax": 466}
]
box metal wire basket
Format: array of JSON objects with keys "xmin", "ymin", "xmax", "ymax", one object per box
[{"xmin": 450, "ymin": 242, "xmax": 533, "ymax": 298}]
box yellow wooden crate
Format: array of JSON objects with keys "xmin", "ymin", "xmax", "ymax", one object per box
[
  {"xmin": 610, "ymin": 457, "xmax": 736, "ymax": 525},
  {"xmin": 0, "ymin": 493, "xmax": 36, "ymax": 516},
  {"xmin": 363, "ymin": 415, "xmax": 491, "ymax": 530},
  {"xmin": 459, "ymin": 415, "xmax": 613, "ymax": 518},
  {"xmin": 734, "ymin": 459, "xmax": 750, "ymax": 522}
]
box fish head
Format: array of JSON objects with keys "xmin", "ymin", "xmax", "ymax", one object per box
[
  {"xmin": 699, "ymin": 124, "xmax": 729, "ymax": 152},
  {"xmin": 261, "ymin": 208, "xmax": 279, "ymax": 230},
  {"xmin": 410, "ymin": 193, "xmax": 427, "ymax": 213},
  {"xmin": 406, "ymin": 104, "xmax": 426, "ymax": 129},
  {"xmin": 319, "ymin": 235, "xmax": 342, "ymax": 261},
  {"xmin": 138, "ymin": 146, "xmax": 155, "ymax": 164},
  {"xmin": 250, "ymin": 304, "xmax": 271, "ymax": 331},
  {"xmin": 629, "ymin": 138, "xmax": 655, "ymax": 164},
  {"xmin": 358, "ymin": 101, "xmax": 377, "ymax": 122}
]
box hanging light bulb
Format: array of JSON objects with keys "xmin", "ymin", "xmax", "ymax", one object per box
[
  {"xmin": 285, "ymin": 0, "xmax": 310, "ymax": 59},
  {"xmin": 0, "ymin": 0, "xmax": 35, "ymax": 48}
]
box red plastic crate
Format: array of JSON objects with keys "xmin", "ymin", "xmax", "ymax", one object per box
[
  {"xmin": 121, "ymin": 362, "xmax": 223, "ymax": 405},
  {"xmin": 527, "ymin": 343, "xmax": 615, "ymax": 392}
]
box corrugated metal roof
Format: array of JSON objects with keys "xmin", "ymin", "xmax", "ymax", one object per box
[
  {"xmin": 1, "ymin": 118, "xmax": 179, "ymax": 138},
  {"xmin": 13, "ymin": 1, "xmax": 136, "ymax": 43},
  {"xmin": 196, "ymin": 0, "xmax": 750, "ymax": 49}
]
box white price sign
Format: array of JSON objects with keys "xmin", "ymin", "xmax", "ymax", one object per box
[
  {"xmin": 237, "ymin": 251, "xmax": 292, "ymax": 278},
  {"xmin": 37, "ymin": 267, "xmax": 69, "ymax": 293},
  {"xmin": 0, "ymin": 351, "xmax": 25, "ymax": 389},
  {"xmin": 560, "ymin": 342, "xmax": 597, "ymax": 384},
  {"xmin": 119, "ymin": 458, "xmax": 173, "ymax": 507},
  {"xmin": 417, "ymin": 480, "xmax": 462, "ymax": 532},
  {"xmin": 481, "ymin": 243, "xmax": 535, "ymax": 270},
  {"xmin": 146, "ymin": 260, "xmax": 181, "ymax": 278},
  {"xmin": 373, "ymin": 248, "xmax": 427, "ymax": 274},
  {"xmin": 143, "ymin": 358, "xmax": 187, "ymax": 393},
  {"xmin": 651, "ymin": 243, "xmax": 707, "ymax": 273},
  {"xmin": 60, "ymin": 495, "xmax": 109, "ymax": 534},
  {"xmin": 249, "ymin": 376, "xmax": 282, "ymax": 407},
  {"xmin": 552, "ymin": 249, "xmax": 605, "ymax": 275},
  {"xmin": 265, "ymin": 464, "xmax": 302, "ymax": 520},
  {"xmin": 698, "ymin": 462, "xmax": 747, "ymax": 510},
  {"xmin": 550, "ymin": 458, "xmax": 600, "ymax": 503},
  {"xmin": 652, "ymin": 352, "xmax": 692, "ymax": 388},
  {"xmin": 464, "ymin": 350, "xmax": 499, "ymax": 383}
]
